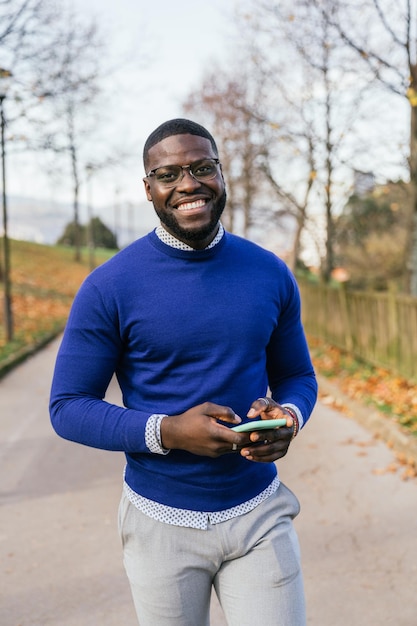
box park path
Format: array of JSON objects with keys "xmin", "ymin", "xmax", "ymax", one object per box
[{"xmin": 1, "ymin": 336, "xmax": 416, "ymax": 625}]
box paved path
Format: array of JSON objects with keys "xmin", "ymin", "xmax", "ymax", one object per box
[{"xmin": 1, "ymin": 337, "xmax": 417, "ymax": 625}]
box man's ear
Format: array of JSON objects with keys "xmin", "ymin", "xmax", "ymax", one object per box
[{"xmin": 143, "ymin": 178, "xmax": 153, "ymax": 201}]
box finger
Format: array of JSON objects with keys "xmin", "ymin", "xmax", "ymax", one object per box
[
  {"xmin": 249, "ymin": 424, "xmax": 293, "ymax": 443},
  {"xmin": 215, "ymin": 434, "xmax": 247, "ymax": 455},
  {"xmin": 240, "ymin": 442, "xmax": 277, "ymax": 461},
  {"xmin": 249, "ymin": 428, "xmax": 279, "ymax": 443},
  {"xmin": 203, "ymin": 402, "xmax": 242, "ymax": 425},
  {"xmin": 240, "ymin": 438, "xmax": 290, "ymax": 462},
  {"xmin": 246, "ymin": 397, "xmax": 275, "ymax": 418}
]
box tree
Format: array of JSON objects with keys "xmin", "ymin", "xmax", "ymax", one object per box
[
  {"xmin": 0, "ymin": 0, "xmax": 62, "ymax": 340},
  {"xmin": 57, "ymin": 216, "xmax": 118, "ymax": 250},
  {"xmin": 234, "ymin": 0, "xmax": 371, "ymax": 276},
  {"xmin": 183, "ymin": 59, "xmax": 319, "ymax": 269},
  {"xmin": 29, "ymin": 6, "xmax": 107, "ymax": 262},
  {"xmin": 0, "ymin": 1, "xmax": 56, "ymax": 64},
  {"xmin": 313, "ymin": 0, "xmax": 417, "ymax": 293},
  {"xmin": 335, "ymin": 182, "xmax": 410, "ymax": 289},
  {"xmin": 89, "ymin": 216, "xmax": 118, "ymax": 250},
  {"xmin": 0, "ymin": 2, "xmax": 70, "ymax": 140}
]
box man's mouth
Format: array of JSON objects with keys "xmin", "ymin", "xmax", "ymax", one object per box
[{"xmin": 176, "ymin": 199, "xmax": 207, "ymax": 211}]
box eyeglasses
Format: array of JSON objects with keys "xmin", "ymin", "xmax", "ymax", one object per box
[{"xmin": 146, "ymin": 158, "xmax": 220, "ymax": 188}]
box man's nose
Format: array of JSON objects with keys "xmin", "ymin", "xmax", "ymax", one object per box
[{"xmin": 176, "ymin": 168, "xmax": 201, "ymax": 190}]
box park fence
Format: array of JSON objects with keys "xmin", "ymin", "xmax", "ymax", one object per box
[{"xmin": 298, "ymin": 279, "xmax": 417, "ymax": 382}]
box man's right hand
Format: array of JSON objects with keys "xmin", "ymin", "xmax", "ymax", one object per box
[{"xmin": 160, "ymin": 402, "xmax": 246, "ymax": 457}]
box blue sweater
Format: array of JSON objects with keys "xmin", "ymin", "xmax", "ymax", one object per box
[{"xmin": 50, "ymin": 230, "xmax": 317, "ymax": 512}]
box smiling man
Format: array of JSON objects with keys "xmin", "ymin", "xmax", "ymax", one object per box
[
  {"xmin": 143, "ymin": 129, "xmax": 226, "ymax": 248},
  {"xmin": 50, "ymin": 118, "xmax": 317, "ymax": 626}
]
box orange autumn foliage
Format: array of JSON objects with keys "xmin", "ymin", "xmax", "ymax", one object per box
[{"xmin": 310, "ymin": 338, "xmax": 417, "ymax": 434}]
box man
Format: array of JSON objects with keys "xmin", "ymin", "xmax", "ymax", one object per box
[{"xmin": 50, "ymin": 118, "xmax": 317, "ymax": 626}]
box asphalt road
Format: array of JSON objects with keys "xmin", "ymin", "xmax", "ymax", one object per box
[{"xmin": 1, "ymin": 337, "xmax": 417, "ymax": 625}]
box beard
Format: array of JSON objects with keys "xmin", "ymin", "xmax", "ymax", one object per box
[{"xmin": 155, "ymin": 188, "xmax": 227, "ymax": 243}]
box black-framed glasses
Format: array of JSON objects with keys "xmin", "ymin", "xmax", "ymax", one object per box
[{"xmin": 146, "ymin": 158, "xmax": 220, "ymax": 188}]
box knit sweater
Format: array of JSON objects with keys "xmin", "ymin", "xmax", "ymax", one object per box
[{"xmin": 50, "ymin": 230, "xmax": 317, "ymax": 512}]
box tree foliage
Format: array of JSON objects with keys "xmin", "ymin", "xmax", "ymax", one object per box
[
  {"xmin": 57, "ymin": 217, "xmax": 118, "ymax": 250},
  {"xmin": 335, "ymin": 182, "xmax": 411, "ymax": 289}
]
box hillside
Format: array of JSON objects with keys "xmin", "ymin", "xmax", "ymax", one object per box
[{"xmin": 0, "ymin": 240, "xmax": 114, "ymax": 375}]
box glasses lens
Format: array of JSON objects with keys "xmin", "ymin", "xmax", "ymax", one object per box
[
  {"xmin": 153, "ymin": 165, "xmax": 182, "ymax": 185},
  {"xmin": 150, "ymin": 159, "xmax": 219, "ymax": 187},
  {"xmin": 190, "ymin": 159, "xmax": 218, "ymax": 180}
]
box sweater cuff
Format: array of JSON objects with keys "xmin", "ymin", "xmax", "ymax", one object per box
[
  {"xmin": 145, "ymin": 414, "xmax": 170, "ymax": 455},
  {"xmin": 281, "ymin": 403, "xmax": 304, "ymax": 429}
]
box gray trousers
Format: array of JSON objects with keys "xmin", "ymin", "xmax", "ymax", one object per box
[{"xmin": 118, "ymin": 482, "xmax": 306, "ymax": 626}]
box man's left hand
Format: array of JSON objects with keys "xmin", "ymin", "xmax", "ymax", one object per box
[{"xmin": 239, "ymin": 397, "xmax": 295, "ymax": 463}]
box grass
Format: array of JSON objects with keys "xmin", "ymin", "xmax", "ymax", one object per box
[{"xmin": 0, "ymin": 239, "xmax": 114, "ymax": 376}]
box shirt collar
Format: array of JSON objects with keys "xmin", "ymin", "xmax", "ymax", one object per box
[{"xmin": 155, "ymin": 223, "xmax": 224, "ymax": 251}]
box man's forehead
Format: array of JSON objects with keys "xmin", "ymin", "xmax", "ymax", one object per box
[{"xmin": 147, "ymin": 134, "xmax": 214, "ymax": 162}]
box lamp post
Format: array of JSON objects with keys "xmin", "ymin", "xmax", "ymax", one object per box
[{"xmin": 0, "ymin": 68, "xmax": 13, "ymax": 342}]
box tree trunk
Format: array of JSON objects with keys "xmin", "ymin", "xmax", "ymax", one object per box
[
  {"xmin": 287, "ymin": 215, "xmax": 303, "ymax": 273},
  {"xmin": 322, "ymin": 67, "xmax": 334, "ymax": 283},
  {"xmin": 68, "ymin": 109, "xmax": 81, "ymax": 263},
  {"xmin": 71, "ymin": 143, "xmax": 81, "ymax": 263},
  {"xmin": 408, "ymin": 68, "xmax": 417, "ymax": 295}
]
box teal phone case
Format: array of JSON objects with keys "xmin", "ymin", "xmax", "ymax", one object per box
[{"xmin": 231, "ymin": 418, "xmax": 287, "ymax": 432}]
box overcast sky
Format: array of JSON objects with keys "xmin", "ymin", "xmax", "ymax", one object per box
[{"xmin": 73, "ymin": 0, "xmax": 237, "ymax": 134}]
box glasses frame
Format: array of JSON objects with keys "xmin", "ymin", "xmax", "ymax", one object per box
[{"xmin": 145, "ymin": 158, "xmax": 221, "ymax": 188}]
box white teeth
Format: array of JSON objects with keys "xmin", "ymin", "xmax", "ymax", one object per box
[{"xmin": 177, "ymin": 199, "xmax": 206, "ymax": 211}]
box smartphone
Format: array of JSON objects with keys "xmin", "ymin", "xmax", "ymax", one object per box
[{"xmin": 231, "ymin": 418, "xmax": 287, "ymax": 433}]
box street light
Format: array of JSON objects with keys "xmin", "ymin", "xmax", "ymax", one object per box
[{"xmin": 0, "ymin": 68, "xmax": 13, "ymax": 342}]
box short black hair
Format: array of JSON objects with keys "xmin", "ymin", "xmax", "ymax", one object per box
[{"xmin": 143, "ymin": 118, "xmax": 218, "ymax": 169}]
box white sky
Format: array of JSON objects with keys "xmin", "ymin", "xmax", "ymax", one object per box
[
  {"xmin": 7, "ymin": 0, "xmax": 240, "ymax": 241},
  {"xmin": 74, "ymin": 0, "xmax": 237, "ymax": 134}
]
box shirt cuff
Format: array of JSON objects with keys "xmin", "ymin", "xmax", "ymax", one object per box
[{"xmin": 145, "ymin": 414, "xmax": 170, "ymax": 455}]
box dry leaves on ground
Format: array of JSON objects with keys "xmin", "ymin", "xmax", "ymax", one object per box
[{"xmin": 310, "ymin": 340, "xmax": 417, "ymax": 434}]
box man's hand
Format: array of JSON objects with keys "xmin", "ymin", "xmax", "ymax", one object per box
[
  {"xmin": 160, "ymin": 402, "xmax": 249, "ymax": 457},
  {"xmin": 239, "ymin": 397, "xmax": 296, "ymax": 463}
]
